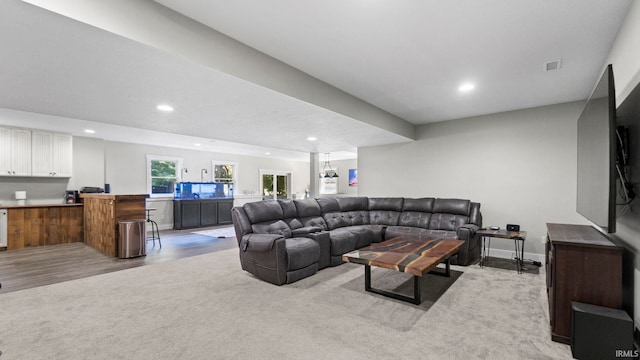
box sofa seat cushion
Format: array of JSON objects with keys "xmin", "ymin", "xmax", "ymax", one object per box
[
  {"xmin": 329, "ymin": 225, "xmax": 384, "ymax": 254},
  {"xmin": 327, "ymin": 230, "xmax": 357, "ymax": 256},
  {"xmin": 252, "ymin": 220, "xmax": 292, "ymax": 238},
  {"xmin": 285, "ymin": 237, "xmax": 320, "ymax": 271},
  {"xmin": 385, "ymin": 226, "xmax": 458, "ymax": 241}
]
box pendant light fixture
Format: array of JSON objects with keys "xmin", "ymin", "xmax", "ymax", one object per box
[{"xmin": 320, "ymin": 153, "xmax": 338, "ymax": 178}]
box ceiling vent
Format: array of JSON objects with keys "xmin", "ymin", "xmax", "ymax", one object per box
[{"xmin": 544, "ymin": 59, "xmax": 562, "ymax": 71}]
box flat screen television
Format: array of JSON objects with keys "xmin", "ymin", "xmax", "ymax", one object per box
[{"xmin": 576, "ymin": 64, "xmax": 616, "ymax": 233}]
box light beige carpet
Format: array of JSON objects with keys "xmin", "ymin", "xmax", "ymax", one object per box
[{"xmin": 0, "ymin": 248, "xmax": 571, "ymax": 359}]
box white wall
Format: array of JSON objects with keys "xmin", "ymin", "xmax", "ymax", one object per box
[
  {"xmin": 606, "ymin": 0, "xmax": 640, "ymax": 107},
  {"xmin": 67, "ymin": 136, "xmax": 105, "ymax": 190},
  {"xmin": 604, "ymin": 0, "xmax": 640, "ymax": 326},
  {"xmin": 324, "ymin": 158, "xmax": 358, "ymax": 196},
  {"xmin": 0, "ymin": 121, "xmax": 310, "ymax": 229},
  {"xmin": 359, "ymin": 101, "xmax": 589, "ymax": 256},
  {"xmin": 103, "ymin": 140, "xmax": 310, "ymax": 228}
]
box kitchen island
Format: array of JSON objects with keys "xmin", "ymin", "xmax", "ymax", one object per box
[{"xmin": 81, "ymin": 194, "xmax": 148, "ymax": 257}]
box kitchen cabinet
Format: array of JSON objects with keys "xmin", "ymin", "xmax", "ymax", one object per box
[
  {"xmin": 0, "ymin": 127, "xmax": 31, "ymax": 176},
  {"xmin": 6, "ymin": 204, "xmax": 84, "ymax": 249},
  {"xmin": 173, "ymin": 199, "xmax": 234, "ymax": 229},
  {"xmin": 31, "ymin": 131, "xmax": 73, "ymax": 177}
]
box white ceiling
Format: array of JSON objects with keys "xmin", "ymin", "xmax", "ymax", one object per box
[{"xmin": 0, "ymin": 0, "xmax": 633, "ymax": 161}]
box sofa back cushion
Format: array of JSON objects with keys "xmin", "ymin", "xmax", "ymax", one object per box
[
  {"xmin": 429, "ymin": 199, "xmax": 471, "ymax": 231},
  {"xmin": 294, "ymin": 199, "xmax": 322, "ymax": 217},
  {"xmin": 286, "ymin": 199, "xmax": 328, "ymax": 230},
  {"xmin": 243, "ymin": 200, "xmax": 283, "ymax": 223},
  {"xmin": 397, "ymin": 198, "xmax": 434, "ymax": 229},
  {"xmin": 399, "ymin": 212, "xmax": 432, "ymax": 229},
  {"xmin": 429, "ymin": 213, "xmax": 469, "ymax": 231},
  {"xmin": 297, "ymin": 216, "xmax": 328, "ymax": 230},
  {"xmin": 278, "ymin": 199, "xmax": 298, "ymax": 219},
  {"xmin": 316, "ymin": 197, "xmax": 340, "ymax": 213},
  {"xmin": 369, "ymin": 211, "xmax": 400, "ymax": 226},
  {"xmin": 368, "ymin": 197, "xmax": 403, "ymax": 226},
  {"xmin": 337, "ymin": 197, "xmax": 368, "ymax": 211},
  {"xmin": 369, "ymin": 197, "xmax": 404, "ymax": 211},
  {"xmin": 433, "ymin": 198, "xmax": 471, "ymax": 216},
  {"xmin": 251, "ymin": 219, "xmax": 292, "ymax": 238},
  {"xmin": 323, "ymin": 210, "xmax": 369, "ymax": 230},
  {"xmin": 402, "ymin": 198, "xmax": 435, "ymax": 212}
]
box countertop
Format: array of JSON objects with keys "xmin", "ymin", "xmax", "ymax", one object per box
[
  {"xmin": 0, "ymin": 200, "xmax": 83, "ymax": 209},
  {"xmin": 79, "ymin": 193, "xmax": 149, "ymax": 201}
]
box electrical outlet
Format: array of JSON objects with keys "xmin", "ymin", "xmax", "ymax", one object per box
[{"xmin": 540, "ymin": 235, "xmax": 546, "ymax": 244}]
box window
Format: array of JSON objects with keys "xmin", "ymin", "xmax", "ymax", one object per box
[
  {"xmin": 212, "ymin": 161, "xmax": 237, "ymax": 184},
  {"xmin": 147, "ymin": 155, "xmax": 182, "ymax": 197}
]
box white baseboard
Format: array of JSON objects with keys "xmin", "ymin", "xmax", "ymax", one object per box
[{"xmin": 485, "ymin": 248, "xmax": 545, "ymax": 264}]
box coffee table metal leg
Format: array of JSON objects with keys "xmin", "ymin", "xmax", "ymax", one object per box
[
  {"xmin": 427, "ymin": 258, "xmax": 451, "ymax": 277},
  {"xmin": 364, "ymin": 265, "xmax": 422, "ymax": 305},
  {"xmin": 365, "ymin": 264, "xmax": 372, "ymax": 291}
]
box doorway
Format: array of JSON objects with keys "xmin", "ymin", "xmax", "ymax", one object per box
[{"xmin": 260, "ymin": 170, "xmax": 291, "ymax": 200}]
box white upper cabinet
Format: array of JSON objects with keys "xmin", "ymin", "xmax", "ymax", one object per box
[
  {"xmin": 52, "ymin": 133, "xmax": 73, "ymax": 177},
  {"xmin": 0, "ymin": 127, "xmax": 32, "ymax": 176},
  {"xmin": 31, "ymin": 131, "xmax": 73, "ymax": 177}
]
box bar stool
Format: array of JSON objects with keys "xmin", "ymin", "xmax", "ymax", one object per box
[{"xmin": 146, "ymin": 208, "xmax": 161, "ymax": 248}]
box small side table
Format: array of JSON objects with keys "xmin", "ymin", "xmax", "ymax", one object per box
[{"xmin": 478, "ymin": 229, "xmax": 527, "ymax": 273}]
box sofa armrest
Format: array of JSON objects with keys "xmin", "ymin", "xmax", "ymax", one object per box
[
  {"xmin": 454, "ymin": 224, "xmax": 481, "ymax": 265},
  {"xmin": 291, "ymin": 226, "xmax": 323, "ymax": 236},
  {"xmin": 456, "ymin": 224, "xmax": 480, "ymax": 240},
  {"xmin": 298, "ymin": 231, "xmax": 331, "ymax": 269},
  {"xmin": 238, "ymin": 233, "xmax": 288, "ymax": 285},
  {"xmin": 240, "ymin": 233, "xmax": 285, "ymax": 252}
]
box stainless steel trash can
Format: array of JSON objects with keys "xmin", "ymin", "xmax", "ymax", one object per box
[{"xmin": 118, "ymin": 219, "xmax": 146, "ymax": 258}]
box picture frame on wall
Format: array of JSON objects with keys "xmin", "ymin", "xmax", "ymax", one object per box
[{"xmin": 349, "ymin": 169, "xmax": 358, "ymax": 187}]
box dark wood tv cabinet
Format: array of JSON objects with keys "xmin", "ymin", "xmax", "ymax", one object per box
[{"xmin": 545, "ymin": 223, "xmax": 622, "ymax": 344}]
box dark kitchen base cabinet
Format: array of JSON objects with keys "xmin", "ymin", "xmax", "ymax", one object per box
[
  {"xmin": 545, "ymin": 223, "xmax": 622, "ymax": 344},
  {"xmin": 173, "ymin": 199, "xmax": 234, "ymax": 230}
]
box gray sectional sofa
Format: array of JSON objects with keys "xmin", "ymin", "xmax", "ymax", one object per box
[{"xmin": 231, "ymin": 196, "xmax": 482, "ymax": 285}]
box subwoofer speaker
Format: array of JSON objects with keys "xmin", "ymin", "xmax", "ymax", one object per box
[{"xmin": 571, "ymin": 301, "xmax": 635, "ymax": 360}]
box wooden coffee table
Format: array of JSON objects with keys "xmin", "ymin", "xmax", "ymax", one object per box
[{"xmin": 342, "ymin": 237, "xmax": 464, "ymax": 305}]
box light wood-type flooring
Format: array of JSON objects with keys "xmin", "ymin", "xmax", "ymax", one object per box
[{"xmin": 0, "ymin": 227, "xmax": 237, "ymax": 294}]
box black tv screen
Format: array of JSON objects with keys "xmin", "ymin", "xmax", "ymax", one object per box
[{"xmin": 576, "ymin": 64, "xmax": 616, "ymax": 233}]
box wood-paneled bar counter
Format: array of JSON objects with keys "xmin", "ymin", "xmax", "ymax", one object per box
[
  {"xmin": 3, "ymin": 202, "xmax": 84, "ymax": 250},
  {"xmin": 80, "ymin": 194, "xmax": 149, "ymax": 257}
]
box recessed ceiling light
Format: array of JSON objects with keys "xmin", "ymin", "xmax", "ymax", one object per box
[
  {"xmin": 458, "ymin": 83, "xmax": 475, "ymax": 92},
  {"xmin": 157, "ymin": 104, "xmax": 174, "ymax": 112},
  {"xmin": 265, "ymin": 152, "xmax": 271, "ymax": 155},
  {"xmin": 307, "ymin": 137, "xmax": 317, "ymax": 141},
  {"xmin": 84, "ymin": 129, "xmax": 95, "ymax": 134},
  {"xmin": 194, "ymin": 143, "xmax": 201, "ymax": 147}
]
